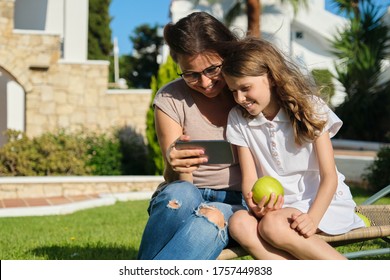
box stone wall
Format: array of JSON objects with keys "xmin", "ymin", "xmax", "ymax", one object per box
[
  {"xmin": 0, "ymin": 176, "xmax": 164, "ymax": 199},
  {"xmin": 0, "ymin": 0, "xmax": 152, "ymax": 140}
]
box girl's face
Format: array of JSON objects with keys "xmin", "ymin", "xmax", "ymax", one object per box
[
  {"xmin": 224, "ymin": 74, "xmax": 278, "ymax": 118},
  {"xmin": 177, "ymin": 53, "xmax": 226, "ymax": 98}
]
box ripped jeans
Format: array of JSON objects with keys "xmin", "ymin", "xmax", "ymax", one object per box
[{"xmin": 137, "ymin": 180, "xmax": 246, "ymax": 260}]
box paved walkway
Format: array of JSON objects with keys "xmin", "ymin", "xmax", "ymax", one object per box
[
  {"xmin": 0, "ymin": 191, "xmax": 154, "ymax": 218},
  {"xmin": 0, "ymin": 149, "xmax": 377, "ymax": 218}
]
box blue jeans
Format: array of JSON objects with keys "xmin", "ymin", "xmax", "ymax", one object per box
[{"xmin": 137, "ymin": 180, "xmax": 246, "ymax": 260}]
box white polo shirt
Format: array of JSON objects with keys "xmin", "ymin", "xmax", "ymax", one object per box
[{"xmin": 227, "ymin": 100, "xmax": 365, "ymax": 234}]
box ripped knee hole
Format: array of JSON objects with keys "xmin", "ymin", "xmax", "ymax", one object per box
[
  {"xmin": 199, "ymin": 207, "xmax": 226, "ymax": 229},
  {"xmin": 167, "ymin": 199, "xmax": 181, "ymax": 209}
]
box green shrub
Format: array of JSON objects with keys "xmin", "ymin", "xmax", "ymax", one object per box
[
  {"xmin": 0, "ymin": 127, "xmax": 151, "ymax": 176},
  {"xmin": 0, "ymin": 130, "xmax": 90, "ymax": 176},
  {"xmin": 116, "ymin": 126, "xmax": 149, "ymax": 175},
  {"xmin": 363, "ymin": 146, "xmax": 390, "ymax": 193},
  {"xmin": 0, "ymin": 130, "xmax": 38, "ymax": 176},
  {"xmin": 33, "ymin": 130, "xmax": 90, "ymax": 175},
  {"xmin": 84, "ymin": 132, "xmax": 122, "ymax": 175}
]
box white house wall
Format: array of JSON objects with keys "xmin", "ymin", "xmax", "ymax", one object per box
[
  {"xmin": 45, "ymin": 0, "xmax": 64, "ymax": 34},
  {"xmin": 63, "ymin": 0, "xmax": 88, "ymax": 62},
  {"xmin": 291, "ymin": 25, "xmax": 334, "ymax": 70},
  {"xmin": 170, "ymin": 0, "xmax": 237, "ymax": 23},
  {"xmin": 170, "ymin": 0, "xmax": 343, "ymax": 59},
  {"xmin": 260, "ymin": 6, "xmax": 293, "ymax": 52}
]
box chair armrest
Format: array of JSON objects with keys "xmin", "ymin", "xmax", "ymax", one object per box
[{"xmin": 361, "ymin": 184, "xmax": 390, "ymax": 205}]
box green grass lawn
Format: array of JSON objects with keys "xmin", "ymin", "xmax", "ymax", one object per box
[
  {"xmin": 0, "ymin": 188, "xmax": 389, "ymax": 260},
  {"xmin": 0, "ymin": 200, "xmax": 149, "ymax": 260}
]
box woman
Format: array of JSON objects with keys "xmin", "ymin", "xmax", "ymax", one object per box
[{"xmin": 137, "ymin": 12, "xmax": 245, "ymax": 260}]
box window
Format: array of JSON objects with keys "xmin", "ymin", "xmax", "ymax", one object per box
[{"xmin": 295, "ymin": 32, "xmax": 304, "ymax": 39}]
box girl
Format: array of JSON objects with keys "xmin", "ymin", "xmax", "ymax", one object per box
[{"xmin": 221, "ymin": 37, "xmax": 365, "ymax": 260}]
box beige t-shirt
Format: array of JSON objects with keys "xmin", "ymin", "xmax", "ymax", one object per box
[{"xmin": 154, "ymin": 78, "xmax": 242, "ymax": 191}]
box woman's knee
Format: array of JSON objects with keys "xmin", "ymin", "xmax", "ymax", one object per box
[
  {"xmin": 198, "ymin": 205, "xmax": 226, "ymax": 229},
  {"xmin": 159, "ymin": 181, "xmax": 201, "ymax": 205},
  {"xmin": 149, "ymin": 181, "xmax": 201, "ymax": 215}
]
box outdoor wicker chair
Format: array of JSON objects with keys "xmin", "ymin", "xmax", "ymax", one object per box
[{"xmin": 217, "ymin": 184, "xmax": 390, "ymax": 260}]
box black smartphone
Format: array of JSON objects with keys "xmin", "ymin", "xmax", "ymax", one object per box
[{"xmin": 175, "ymin": 140, "xmax": 235, "ymax": 164}]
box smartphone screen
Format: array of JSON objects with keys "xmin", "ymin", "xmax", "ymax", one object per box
[{"xmin": 175, "ymin": 140, "xmax": 235, "ymax": 164}]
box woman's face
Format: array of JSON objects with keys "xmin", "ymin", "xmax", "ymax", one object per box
[{"xmin": 177, "ymin": 53, "xmax": 226, "ymax": 98}]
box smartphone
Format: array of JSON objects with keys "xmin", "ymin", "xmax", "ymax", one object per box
[{"xmin": 175, "ymin": 140, "xmax": 235, "ymax": 164}]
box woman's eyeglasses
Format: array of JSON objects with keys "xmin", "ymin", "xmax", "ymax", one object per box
[{"xmin": 178, "ymin": 65, "xmax": 222, "ymax": 84}]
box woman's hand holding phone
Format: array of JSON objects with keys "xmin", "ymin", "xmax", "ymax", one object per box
[{"xmin": 167, "ymin": 135, "xmax": 208, "ymax": 174}]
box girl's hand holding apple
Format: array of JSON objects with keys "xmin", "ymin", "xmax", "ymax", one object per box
[
  {"xmin": 247, "ymin": 176, "xmax": 285, "ymax": 218},
  {"xmin": 247, "ymin": 191, "xmax": 284, "ymax": 218}
]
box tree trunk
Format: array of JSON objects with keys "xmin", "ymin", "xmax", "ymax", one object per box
[
  {"xmin": 351, "ymin": 0, "xmax": 360, "ymax": 20},
  {"xmin": 246, "ymin": 0, "xmax": 261, "ymax": 38}
]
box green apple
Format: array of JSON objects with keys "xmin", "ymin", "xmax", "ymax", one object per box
[
  {"xmin": 252, "ymin": 176, "xmax": 284, "ymax": 205},
  {"xmin": 356, "ymin": 212, "xmax": 371, "ymax": 227}
]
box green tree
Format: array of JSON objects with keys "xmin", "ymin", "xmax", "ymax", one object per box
[
  {"xmin": 88, "ymin": 0, "xmax": 113, "ymax": 60},
  {"xmin": 121, "ymin": 24, "xmax": 165, "ymax": 88},
  {"xmin": 146, "ymin": 56, "xmax": 178, "ymax": 175},
  {"xmin": 118, "ymin": 55, "xmax": 136, "ymax": 88},
  {"xmin": 331, "ymin": 0, "xmax": 390, "ymax": 141},
  {"xmin": 311, "ymin": 69, "xmax": 335, "ymax": 103}
]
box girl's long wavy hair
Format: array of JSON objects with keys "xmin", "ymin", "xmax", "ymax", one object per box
[
  {"xmin": 163, "ymin": 12, "xmax": 238, "ymax": 62},
  {"xmin": 221, "ymin": 37, "xmax": 327, "ymax": 145}
]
